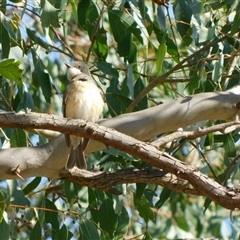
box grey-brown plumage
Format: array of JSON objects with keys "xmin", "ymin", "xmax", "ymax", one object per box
[{"xmin": 63, "ymin": 61, "xmax": 104, "ymax": 169}]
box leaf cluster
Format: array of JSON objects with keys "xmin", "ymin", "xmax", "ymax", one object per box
[{"xmin": 0, "ymin": 0, "xmax": 240, "ymax": 239}]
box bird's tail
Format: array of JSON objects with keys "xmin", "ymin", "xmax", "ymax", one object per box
[{"xmin": 66, "ymin": 142, "xmax": 87, "ymax": 169}]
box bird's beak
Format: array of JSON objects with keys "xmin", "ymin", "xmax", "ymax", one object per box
[{"xmin": 65, "ymin": 63, "xmax": 72, "ymax": 68}]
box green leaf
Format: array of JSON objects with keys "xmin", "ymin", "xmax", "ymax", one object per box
[
  {"xmin": 15, "ymin": 86, "xmax": 35, "ymax": 112},
  {"xmin": 0, "ymin": 190, "xmax": 5, "ymax": 223},
  {"xmin": 156, "ymin": 43, "xmax": 167, "ymax": 75},
  {"xmin": 173, "ymin": 0, "xmax": 193, "ymax": 42},
  {"xmin": 108, "ymin": 9, "xmax": 143, "ymax": 56},
  {"xmin": 204, "ymin": 197, "xmax": 212, "ymax": 213},
  {"xmin": 30, "ymin": 220, "xmax": 42, "ymax": 240},
  {"xmin": 109, "ymin": 13, "xmax": 130, "ymax": 56},
  {"xmin": 127, "ymin": 64, "xmax": 135, "ymax": 99},
  {"xmin": 94, "ymin": 62, "xmax": 119, "ymax": 78},
  {"xmin": 143, "ymin": 231, "xmax": 153, "ymax": 240},
  {"xmin": 40, "ymin": 0, "xmax": 60, "ymax": 28},
  {"xmin": 69, "ymin": 0, "xmax": 78, "ymax": 22},
  {"xmin": 99, "ymin": 198, "xmax": 118, "ymax": 238},
  {"xmin": 155, "ymin": 188, "xmax": 172, "ymax": 209},
  {"xmin": 26, "ymin": 28, "xmax": 50, "ymax": 50},
  {"xmin": 108, "ymin": 10, "xmax": 143, "ymax": 44},
  {"xmin": 213, "ymin": 52, "xmax": 224, "ymax": 82},
  {"xmin": 139, "ymin": 0, "xmax": 146, "ymax": 19},
  {"xmin": 9, "ymin": 0, "xmax": 22, "ymax": 2},
  {"xmin": 64, "ymin": 181, "xmax": 82, "ymax": 204},
  {"xmin": 0, "ymin": 219, "xmax": 10, "ymax": 240},
  {"xmin": 9, "ymin": 46, "xmax": 31, "ymax": 75},
  {"xmin": 45, "ymin": 198, "xmax": 59, "ymax": 238},
  {"xmin": 79, "ymin": 219, "xmax": 99, "ymax": 240},
  {"xmin": 0, "ymin": 59, "xmax": 22, "ymax": 82},
  {"xmin": 107, "ymin": 92, "xmax": 132, "ymax": 115},
  {"xmin": 85, "ymin": 13, "xmax": 99, "ymax": 40},
  {"xmin": 206, "ymin": 132, "xmax": 214, "ymax": 148},
  {"xmin": 118, "ymin": 32, "xmax": 131, "ymax": 57},
  {"xmin": 2, "ymin": 13, "xmax": 18, "ymax": 41},
  {"xmin": 93, "ymin": 27, "xmax": 108, "ymax": 60},
  {"xmin": 106, "ymin": 77, "xmax": 122, "ymax": 116},
  {"xmin": 59, "ymin": 224, "xmax": 69, "ymax": 240},
  {"xmin": 88, "ymin": 188, "xmax": 99, "ymax": 224},
  {"xmin": 23, "ymin": 177, "xmax": 42, "ymax": 195},
  {"xmin": 175, "ymin": 216, "xmax": 190, "ymax": 231},
  {"xmin": 10, "ymin": 129, "xmax": 27, "ymax": 147},
  {"xmin": 32, "ymin": 53, "xmax": 52, "ymax": 103},
  {"xmin": 77, "ymin": 0, "xmax": 90, "ymax": 27},
  {"xmin": 99, "ymin": 229, "xmax": 111, "ymax": 240},
  {"xmin": 0, "ymin": 12, "xmax": 10, "ymax": 58},
  {"xmin": 188, "ymin": 68, "xmax": 200, "ymax": 94},
  {"xmin": 157, "ymin": 5, "xmax": 167, "ymax": 31},
  {"xmin": 134, "ymin": 194, "xmax": 154, "ymax": 222},
  {"xmin": 134, "ymin": 78, "xmax": 148, "ymax": 111},
  {"xmin": 10, "ymin": 189, "xmax": 30, "ymax": 206},
  {"xmin": 127, "ymin": 41, "xmax": 138, "ymax": 63},
  {"xmin": 182, "ymin": 28, "xmax": 193, "ymax": 46},
  {"xmin": 78, "ymin": 0, "xmax": 98, "ymax": 33},
  {"xmin": 223, "ymin": 133, "xmax": 236, "ymax": 157},
  {"xmin": 230, "ymin": 10, "xmax": 240, "ymax": 36},
  {"xmin": 114, "ymin": 205, "xmax": 129, "ymax": 239},
  {"xmin": 153, "ymin": 25, "xmax": 179, "ymax": 62},
  {"xmin": 136, "ymin": 183, "xmax": 147, "ymax": 200}
]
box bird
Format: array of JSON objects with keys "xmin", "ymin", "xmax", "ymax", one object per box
[{"xmin": 63, "ymin": 61, "xmax": 104, "ymax": 169}]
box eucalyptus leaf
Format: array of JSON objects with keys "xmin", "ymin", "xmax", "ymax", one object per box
[
  {"xmin": 156, "ymin": 43, "xmax": 167, "ymax": 75},
  {"xmin": 0, "ymin": 190, "xmax": 5, "ymax": 223},
  {"xmin": 26, "ymin": 28, "xmax": 50, "ymax": 50},
  {"xmin": 99, "ymin": 198, "xmax": 118, "ymax": 238},
  {"xmin": 173, "ymin": 0, "xmax": 193, "ymax": 44},
  {"xmin": 45, "ymin": 199, "xmax": 59, "ymax": 238},
  {"xmin": 213, "ymin": 53, "xmax": 224, "ymax": 82},
  {"xmin": 108, "ymin": 9, "xmax": 143, "ymax": 44},
  {"xmin": 79, "ymin": 219, "xmax": 99, "ymax": 240},
  {"xmin": 30, "ymin": 221, "xmax": 41, "ymax": 240},
  {"xmin": 10, "ymin": 129, "xmax": 27, "ymax": 148},
  {"xmin": 0, "ymin": 59, "xmax": 22, "ymax": 82},
  {"xmin": 40, "ymin": 0, "xmax": 60, "ymax": 28},
  {"xmin": 223, "ymin": 133, "xmax": 236, "ymax": 157},
  {"xmin": 134, "ymin": 194, "xmax": 154, "ymax": 222},
  {"xmin": 0, "ymin": 12, "xmax": 10, "ymax": 58}
]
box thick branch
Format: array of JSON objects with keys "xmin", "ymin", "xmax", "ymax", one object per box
[
  {"xmin": 61, "ymin": 168, "xmax": 200, "ymax": 196},
  {"xmin": 1, "ymin": 87, "xmax": 240, "ymax": 209},
  {"xmin": 0, "ymin": 111, "xmax": 240, "ymax": 208}
]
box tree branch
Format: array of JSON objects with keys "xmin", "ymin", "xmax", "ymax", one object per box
[
  {"xmin": 61, "ymin": 167, "xmax": 200, "ymax": 196},
  {"xmin": 1, "ymin": 87, "xmax": 240, "ymax": 209},
  {"xmin": 126, "ymin": 36, "xmax": 228, "ymax": 112}
]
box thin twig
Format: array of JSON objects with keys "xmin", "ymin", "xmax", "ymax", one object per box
[
  {"xmin": 152, "ymin": 120, "xmax": 240, "ymax": 148},
  {"xmin": 86, "ymin": 5, "xmax": 106, "ymax": 62},
  {"xmin": 126, "ymin": 36, "xmax": 228, "ymax": 112}
]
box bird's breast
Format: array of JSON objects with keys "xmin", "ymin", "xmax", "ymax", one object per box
[{"xmin": 65, "ymin": 81, "xmax": 104, "ymax": 121}]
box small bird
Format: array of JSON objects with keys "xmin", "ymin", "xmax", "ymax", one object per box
[{"xmin": 63, "ymin": 61, "xmax": 104, "ymax": 169}]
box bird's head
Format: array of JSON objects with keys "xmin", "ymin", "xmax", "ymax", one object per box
[{"xmin": 65, "ymin": 61, "xmax": 91, "ymax": 80}]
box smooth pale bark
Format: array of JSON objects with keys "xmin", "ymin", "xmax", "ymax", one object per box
[{"xmin": 0, "ymin": 86, "xmax": 240, "ymax": 179}]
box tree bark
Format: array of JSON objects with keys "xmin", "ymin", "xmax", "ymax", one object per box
[{"xmin": 0, "ymin": 87, "xmax": 240, "ymax": 209}]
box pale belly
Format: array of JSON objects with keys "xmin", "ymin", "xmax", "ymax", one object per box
[
  {"xmin": 65, "ymin": 81, "xmax": 104, "ymax": 121},
  {"xmin": 65, "ymin": 81, "xmax": 104, "ymax": 148}
]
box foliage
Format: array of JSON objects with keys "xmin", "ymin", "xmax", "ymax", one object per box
[{"xmin": 0, "ymin": 0, "xmax": 240, "ymax": 239}]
